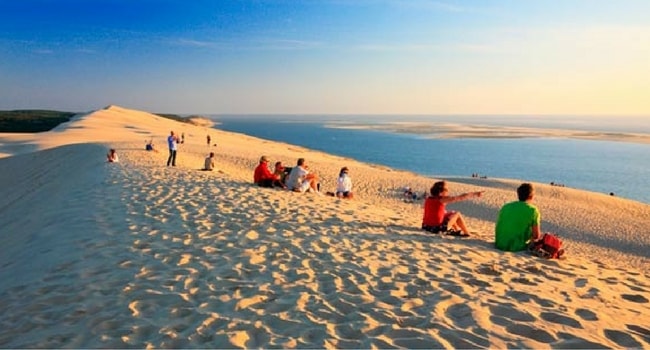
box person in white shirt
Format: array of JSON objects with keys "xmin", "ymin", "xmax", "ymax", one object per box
[
  {"xmin": 203, "ymin": 152, "xmax": 215, "ymax": 171},
  {"xmin": 286, "ymin": 158, "xmax": 320, "ymax": 193},
  {"xmin": 107, "ymin": 149, "xmax": 119, "ymax": 163},
  {"xmin": 167, "ymin": 131, "xmax": 179, "ymax": 166},
  {"xmin": 336, "ymin": 167, "xmax": 354, "ymax": 199}
]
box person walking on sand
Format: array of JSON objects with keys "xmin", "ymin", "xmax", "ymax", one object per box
[
  {"xmin": 207, "ymin": 134, "xmax": 211, "ymax": 146},
  {"xmin": 495, "ymin": 183, "xmax": 542, "ymax": 252},
  {"xmin": 336, "ymin": 167, "xmax": 354, "ymax": 199},
  {"xmin": 167, "ymin": 131, "xmax": 179, "ymax": 166},
  {"xmin": 421, "ymin": 181, "xmax": 483, "ymax": 236},
  {"xmin": 286, "ymin": 158, "xmax": 320, "ymax": 194}
]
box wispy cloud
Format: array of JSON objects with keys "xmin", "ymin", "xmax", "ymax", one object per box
[
  {"xmin": 387, "ymin": 0, "xmax": 465, "ymax": 13},
  {"xmin": 173, "ymin": 38, "xmax": 218, "ymax": 48},
  {"xmin": 254, "ymin": 39, "xmax": 323, "ymax": 50},
  {"xmin": 325, "ymin": 0, "xmax": 466, "ymax": 12},
  {"xmin": 32, "ymin": 49, "xmax": 54, "ymax": 54},
  {"xmin": 170, "ymin": 37, "xmax": 324, "ymax": 51},
  {"xmin": 353, "ymin": 42, "xmax": 498, "ymax": 53}
]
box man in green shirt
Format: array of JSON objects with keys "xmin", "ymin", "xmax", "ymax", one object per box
[{"xmin": 495, "ymin": 183, "xmax": 542, "ymax": 252}]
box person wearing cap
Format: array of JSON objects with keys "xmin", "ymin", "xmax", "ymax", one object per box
[
  {"xmin": 286, "ymin": 158, "xmax": 320, "ymax": 194},
  {"xmin": 254, "ymin": 155, "xmax": 281, "ymax": 188},
  {"xmin": 203, "ymin": 152, "xmax": 215, "ymax": 171},
  {"xmin": 336, "ymin": 167, "xmax": 354, "ymax": 199}
]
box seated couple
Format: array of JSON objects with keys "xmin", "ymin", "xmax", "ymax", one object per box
[{"xmin": 254, "ymin": 156, "xmax": 286, "ymax": 188}]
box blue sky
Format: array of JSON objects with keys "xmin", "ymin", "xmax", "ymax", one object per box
[{"xmin": 1, "ymin": 0, "xmax": 649, "ymax": 115}]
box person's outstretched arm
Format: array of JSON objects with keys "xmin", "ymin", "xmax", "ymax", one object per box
[{"xmin": 441, "ymin": 191, "xmax": 483, "ymax": 203}]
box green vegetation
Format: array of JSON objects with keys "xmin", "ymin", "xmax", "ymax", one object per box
[
  {"xmin": 0, "ymin": 109, "xmax": 195, "ymax": 133},
  {"xmin": 0, "ymin": 110, "xmax": 78, "ymax": 133},
  {"xmin": 154, "ymin": 113, "xmax": 193, "ymax": 124}
]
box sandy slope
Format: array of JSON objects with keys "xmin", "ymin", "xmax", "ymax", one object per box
[{"xmin": 0, "ymin": 106, "xmax": 648, "ymax": 348}]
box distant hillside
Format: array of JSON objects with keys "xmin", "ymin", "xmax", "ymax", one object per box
[
  {"xmin": 0, "ymin": 110, "xmax": 78, "ymax": 133},
  {"xmin": 0, "ymin": 109, "xmax": 198, "ymax": 133}
]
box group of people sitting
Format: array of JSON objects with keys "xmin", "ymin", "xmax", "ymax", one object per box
[
  {"xmin": 254, "ymin": 156, "xmax": 354, "ymax": 199},
  {"xmin": 422, "ymin": 181, "xmax": 556, "ymax": 256},
  {"xmin": 110, "ymin": 143, "xmax": 555, "ymax": 257}
]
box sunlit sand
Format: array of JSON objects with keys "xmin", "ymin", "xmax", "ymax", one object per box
[{"xmin": 0, "ymin": 106, "xmax": 648, "ymax": 348}]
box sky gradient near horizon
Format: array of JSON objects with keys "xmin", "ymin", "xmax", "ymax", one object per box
[{"xmin": 1, "ymin": 0, "xmax": 650, "ymax": 115}]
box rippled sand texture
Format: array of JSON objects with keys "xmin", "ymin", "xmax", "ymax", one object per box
[{"xmin": 0, "ymin": 106, "xmax": 649, "ymax": 348}]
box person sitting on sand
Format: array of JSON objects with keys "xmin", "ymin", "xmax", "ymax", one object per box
[
  {"xmin": 145, "ymin": 139, "xmax": 158, "ymax": 152},
  {"xmin": 203, "ymin": 152, "xmax": 215, "ymax": 171},
  {"xmin": 273, "ymin": 161, "xmax": 288, "ymax": 187},
  {"xmin": 254, "ymin": 156, "xmax": 284, "ymax": 188},
  {"xmin": 336, "ymin": 167, "xmax": 354, "ymax": 199},
  {"xmin": 107, "ymin": 149, "xmax": 119, "ymax": 163},
  {"xmin": 286, "ymin": 158, "xmax": 320, "ymax": 194},
  {"xmin": 495, "ymin": 183, "xmax": 542, "ymax": 251},
  {"xmin": 403, "ymin": 186, "xmax": 420, "ymax": 202},
  {"xmin": 421, "ymin": 181, "xmax": 483, "ymax": 236}
]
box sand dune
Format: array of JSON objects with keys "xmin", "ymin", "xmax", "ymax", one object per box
[{"xmin": 0, "ymin": 106, "xmax": 649, "ymax": 348}]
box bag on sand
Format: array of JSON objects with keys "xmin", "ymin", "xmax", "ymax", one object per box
[{"xmin": 529, "ymin": 233, "xmax": 564, "ymax": 259}]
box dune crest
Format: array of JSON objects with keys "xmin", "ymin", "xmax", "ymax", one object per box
[{"xmin": 0, "ymin": 105, "xmax": 648, "ymax": 348}]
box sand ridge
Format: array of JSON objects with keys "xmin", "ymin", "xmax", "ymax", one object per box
[{"xmin": 0, "ymin": 105, "xmax": 649, "ymax": 348}]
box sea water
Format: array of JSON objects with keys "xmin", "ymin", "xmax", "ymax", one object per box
[{"xmin": 212, "ymin": 116, "xmax": 650, "ymax": 204}]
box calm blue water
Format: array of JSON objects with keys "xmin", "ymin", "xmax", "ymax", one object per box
[{"xmin": 213, "ymin": 117, "xmax": 650, "ymax": 204}]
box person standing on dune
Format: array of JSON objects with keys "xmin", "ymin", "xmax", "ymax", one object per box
[{"xmin": 167, "ymin": 131, "xmax": 179, "ymax": 166}]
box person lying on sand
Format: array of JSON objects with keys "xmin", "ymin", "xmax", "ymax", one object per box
[{"xmin": 421, "ymin": 181, "xmax": 483, "ymax": 236}]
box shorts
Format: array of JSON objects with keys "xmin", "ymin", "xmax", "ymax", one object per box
[
  {"xmin": 422, "ymin": 211, "xmax": 456, "ymax": 233},
  {"xmin": 422, "ymin": 224, "xmax": 447, "ymax": 233},
  {"xmin": 294, "ymin": 179, "xmax": 311, "ymax": 193}
]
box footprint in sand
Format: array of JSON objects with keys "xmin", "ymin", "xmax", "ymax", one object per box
[
  {"xmin": 575, "ymin": 308, "xmax": 599, "ymax": 321},
  {"xmin": 539, "ymin": 311, "xmax": 582, "ymax": 329},
  {"xmin": 621, "ymin": 293, "xmax": 649, "ymax": 303},
  {"xmin": 604, "ymin": 329, "xmax": 643, "ymax": 348}
]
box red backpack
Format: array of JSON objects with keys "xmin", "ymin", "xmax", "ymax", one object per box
[{"xmin": 529, "ymin": 233, "xmax": 565, "ymax": 259}]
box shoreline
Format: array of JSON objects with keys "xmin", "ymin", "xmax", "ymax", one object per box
[
  {"xmin": 325, "ymin": 122, "xmax": 650, "ymax": 145},
  {"xmin": 0, "ymin": 105, "xmax": 649, "ymax": 348}
]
